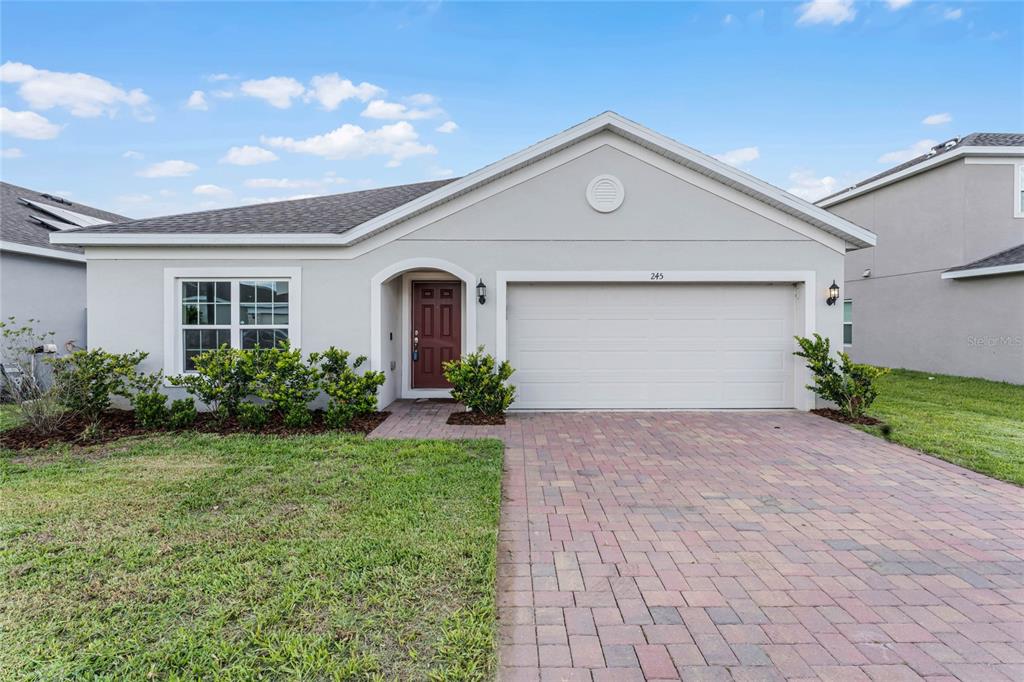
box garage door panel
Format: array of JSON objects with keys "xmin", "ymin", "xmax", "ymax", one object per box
[{"xmin": 507, "ymin": 282, "xmax": 796, "ymax": 409}]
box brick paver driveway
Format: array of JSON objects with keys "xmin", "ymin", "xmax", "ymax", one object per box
[{"xmin": 372, "ymin": 402, "xmax": 1024, "ymax": 681}]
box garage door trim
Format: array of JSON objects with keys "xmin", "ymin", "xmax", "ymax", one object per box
[{"xmin": 496, "ymin": 270, "xmax": 817, "ymax": 411}]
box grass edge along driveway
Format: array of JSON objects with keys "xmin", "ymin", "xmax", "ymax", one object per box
[
  {"xmin": 858, "ymin": 367, "xmax": 1023, "ymax": 486},
  {"xmin": 0, "ymin": 433, "xmax": 503, "ymax": 681}
]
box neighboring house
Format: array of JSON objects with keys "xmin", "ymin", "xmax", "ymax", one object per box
[
  {"xmin": 0, "ymin": 182, "xmax": 128, "ymax": 350},
  {"xmin": 52, "ymin": 112, "xmax": 875, "ymax": 410},
  {"xmin": 819, "ymin": 134, "xmax": 1024, "ymax": 384}
]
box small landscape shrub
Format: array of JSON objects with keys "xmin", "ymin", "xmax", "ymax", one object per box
[
  {"xmin": 794, "ymin": 333, "xmax": 888, "ymax": 419},
  {"xmin": 443, "ymin": 346, "xmax": 516, "ymax": 416},
  {"xmin": 0, "ymin": 317, "xmax": 70, "ymax": 435},
  {"xmin": 168, "ymin": 346, "xmax": 253, "ymax": 418},
  {"xmin": 52, "ymin": 348, "xmax": 148, "ymax": 424},
  {"xmin": 237, "ymin": 401, "xmax": 268, "ymax": 430},
  {"xmin": 167, "ymin": 398, "xmax": 197, "ymax": 429},
  {"xmin": 312, "ymin": 347, "xmax": 386, "ymax": 429},
  {"xmin": 250, "ymin": 343, "xmax": 318, "ymax": 425},
  {"xmin": 130, "ymin": 371, "xmax": 168, "ymax": 429}
]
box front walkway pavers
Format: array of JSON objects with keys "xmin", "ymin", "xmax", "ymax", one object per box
[{"xmin": 371, "ymin": 402, "xmax": 1024, "ymax": 681}]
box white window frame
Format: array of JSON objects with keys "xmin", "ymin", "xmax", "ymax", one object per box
[
  {"xmin": 163, "ymin": 267, "xmax": 302, "ymax": 377},
  {"xmin": 843, "ymin": 299, "xmax": 853, "ymax": 347},
  {"xmin": 1016, "ymin": 162, "xmax": 1024, "ymax": 219}
]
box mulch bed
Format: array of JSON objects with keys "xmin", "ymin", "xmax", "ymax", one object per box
[
  {"xmin": 0, "ymin": 409, "xmax": 390, "ymax": 451},
  {"xmin": 811, "ymin": 408, "xmax": 883, "ymax": 426},
  {"xmin": 446, "ymin": 411, "xmax": 506, "ymax": 426}
]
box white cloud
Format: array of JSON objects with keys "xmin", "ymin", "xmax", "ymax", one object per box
[
  {"xmin": 786, "ymin": 170, "xmax": 839, "ymax": 201},
  {"xmin": 206, "ymin": 73, "xmax": 233, "ymax": 82},
  {"xmin": 796, "ymin": 0, "xmax": 856, "ymax": 25},
  {"xmin": 193, "ymin": 184, "xmax": 232, "ymax": 197},
  {"xmin": 219, "ymin": 145, "xmax": 279, "ymax": 166},
  {"xmin": 878, "ymin": 139, "xmax": 937, "ymax": 164},
  {"xmin": 304, "ymin": 73, "xmax": 384, "ymax": 111},
  {"xmin": 239, "ymin": 76, "xmax": 305, "ymax": 108},
  {"xmin": 186, "ymin": 90, "xmax": 208, "ymax": 111},
  {"xmin": 1, "ymin": 147, "xmax": 24, "ymax": 158},
  {"xmin": 723, "ymin": 13, "xmax": 735, "ymax": 24},
  {"xmin": 262, "ymin": 121, "xmax": 437, "ymax": 166},
  {"xmin": 361, "ymin": 99, "xmax": 443, "ymax": 120},
  {"xmin": 714, "ymin": 146, "xmax": 760, "ymax": 167},
  {"xmin": 0, "ymin": 107, "xmax": 62, "ymax": 139},
  {"xmin": 122, "ymin": 150, "xmax": 144, "ymax": 159},
  {"xmin": 426, "ymin": 166, "xmax": 454, "ymax": 180},
  {"xmin": 436, "ymin": 120, "xmax": 459, "ymax": 134},
  {"xmin": 245, "ymin": 177, "xmax": 319, "ymax": 189},
  {"xmin": 943, "ymin": 7, "xmax": 962, "ymax": 20},
  {"xmin": 211, "ymin": 89, "xmax": 235, "ymax": 99},
  {"xmin": 137, "ymin": 159, "xmax": 199, "ymax": 178},
  {"xmin": 0, "ymin": 61, "xmax": 151, "ymax": 120},
  {"xmin": 115, "ymin": 193, "xmax": 152, "ymax": 204},
  {"xmin": 886, "ymin": 0, "xmax": 912, "ymax": 9},
  {"xmin": 922, "ymin": 112, "xmax": 952, "ymax": 125},
  {"xmin": 407, "ymin": 93, "xmax": 438, "ymax": 106}
]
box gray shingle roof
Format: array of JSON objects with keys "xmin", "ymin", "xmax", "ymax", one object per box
[
  {"xmin": 944, "ymin": 243, "xmax": 1024, "ymax": 274},
  {"xmin": 821, "ymin": 132, "xmax": 1024, "ymax": 204},
  {"xmin": 64, "ymin": 179, "xmax": 459, "ymax": 236},
  {"xmin": 0, "ymin": 182, "xmax": 128, "ymax": 255}
]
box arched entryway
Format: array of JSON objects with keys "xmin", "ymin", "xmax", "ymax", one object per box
[{"xmin": 370, "ymin": 258, "xmax": 477, "ymax": 406}]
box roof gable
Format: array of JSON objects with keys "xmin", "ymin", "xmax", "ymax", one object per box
[{"xmin": 52, "ymin": 112, "xmax": 876, "ymax": 249}]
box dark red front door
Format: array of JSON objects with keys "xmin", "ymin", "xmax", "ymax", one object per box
[{"xmin": 412, "ymin": 281, "xmax": 461, "ymax": 388}]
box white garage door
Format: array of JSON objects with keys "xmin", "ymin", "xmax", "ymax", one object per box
[{"xmin": 507, "ymin": 282, "xmax": 796, "ymax": 409}]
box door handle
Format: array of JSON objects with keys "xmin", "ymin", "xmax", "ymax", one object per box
[{"xmin": 412, "ymin": 329, "xmax": 419, "ymax": 361}]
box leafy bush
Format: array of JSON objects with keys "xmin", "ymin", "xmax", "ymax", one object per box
[
  {"xmin": 442, "ymin": 347, "xmax": 516, "ymax": 416},
  {"xmin": 794, "ymin": 334, "xmax": 888, "ymax": 418},
  {"xmin": 130, "ymin": 371, "xmax": 168, "ymax": 429},
  {"xmin": 168, "ymin": 346, "xmax": 253, "ymax": 418},
  {"xmin": 0, "ymin": 317, "xmax": 70, "ymax": 435},
  {"xmin": 51, "ymin": 348, "xmax": 148, "ymax": 424},
  {"xmin": 250, "ymin": 343, "xmax": 318, "ymax": 425},
  {"xmin": 168, "ymin": 398, "xmax": 197, "ymax": 429},
  {"xmin": 237, "ymin": 402, "xmax": 268, "ymax": 430},
  {"xmin": 312, "ymin": 348, "xmax": 386, "ymax": 429}
]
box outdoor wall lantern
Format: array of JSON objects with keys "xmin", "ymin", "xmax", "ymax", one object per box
[
  {"xmin": 826, "ymin": 280, "xmax": 840, "ymax": 306},
  {"xmin": 476, "ymin": 279, "xmax": 487, "ymax": 305}
]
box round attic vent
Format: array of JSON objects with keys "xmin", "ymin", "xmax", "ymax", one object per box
[{"xmin": 586, "ymin": 175, "xmax": 624, "ymax": 213}]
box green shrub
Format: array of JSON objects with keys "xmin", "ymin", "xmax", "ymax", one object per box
[
  {"xmin": 169, "ymin": 346, "xmax": 253, "ymax": 418},
  {"xmin": 0, "ymin": 317, "xmax": 70, "ymax": 435},
  {"xmin": 442, "ymin": 347, "xmax": 516, "ymax": 416},
  {"xmin": 51, "ymin": 349, "xmax": 148, "ymax": 423},
  {"xmin": 237, "ymin": 402, "xmax": 268, "ymax": 430},
  {"xmin": 167, "ymin": 398, "xmax": 197, "ymax": 429},
  {"xmin": 794, "ymin": 333, "xmax": 888, "ymax": 418},
  {"xmin": 250, "ymin": 343, "xmax": 318, "ymax": 424},
  {"xmin": 311, "ymin": 347, "xmax": 386, "ymax": 429},
  {"xmin": 129, "ymin": 371, "xmax": 168, "ymax": 429}
]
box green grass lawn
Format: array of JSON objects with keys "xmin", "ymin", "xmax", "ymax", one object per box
[
  {"xmin": 0, "ymin": 404, "xmax": 21, "ymax": 431},
  {"xmin": 859, "ymin": 368, "xmax": 1024, "ymax": 486},
  {"xmin": 0, "ymin": 433, "xmax": 503, "ymax": 680}
]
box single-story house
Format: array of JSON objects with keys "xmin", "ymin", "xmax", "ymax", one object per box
[
  {"xmin": 52, "ymin": 112, "xmax": 876, "ymax": 410},
  {"xmin": 1, "ymin": 181, "xmax": 128, "ymax": 351}
]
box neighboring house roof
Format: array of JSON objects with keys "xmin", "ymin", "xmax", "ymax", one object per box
[
  {"xmin": 0, "ymin": 182, "xmax": 128, "ymax": 261},
  {"xmin": 52, "ymin": 112, "xmax": 877, "ymax": 250},
  {"xmin": 941, "ymin": 243, "xmax": 1024, "ymax": 280},
  {"xmin": 818, "ymin": 132, "xmax": 1024, "ymax": 207}
]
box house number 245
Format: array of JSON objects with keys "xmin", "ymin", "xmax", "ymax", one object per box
[{"xmin": 650, "ymin": 272, "xmax": 665, "ymax": 280}]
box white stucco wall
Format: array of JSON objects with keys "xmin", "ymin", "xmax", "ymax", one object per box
[
  {"xmin": 83, "ymin": 134, "xmax": 848, "ymax": 408},
  {"xmin": 0, "ymin": 251, "xmax": 87, "ymax": 350}
]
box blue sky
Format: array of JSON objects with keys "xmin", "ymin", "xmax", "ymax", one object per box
[{"xmin": 1, "ymin": 1, "xmax": 1020, "ymax": 218}]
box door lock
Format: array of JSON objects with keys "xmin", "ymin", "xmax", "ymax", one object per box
[{"xmin": 412, "ymin": 329, "xmax": 419, "ymax": 362}]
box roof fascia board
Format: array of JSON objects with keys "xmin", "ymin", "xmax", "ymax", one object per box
[
  {"xmin": 819, "ymin": 146, "xmax": 1024, "ymax": 208},
  {"xmin": 941, "ymin": 262, "xmax": 1024, "ymax": 279},
  {"xmin": 1, "ymin": 240, "xmax": 87, "ymax": 262}
]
